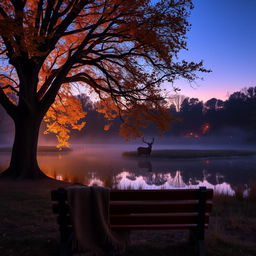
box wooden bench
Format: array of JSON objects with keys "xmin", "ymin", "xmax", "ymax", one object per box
[{"xmin": 51, "ymin": 187, "xmax": 213, "ymax": 256}]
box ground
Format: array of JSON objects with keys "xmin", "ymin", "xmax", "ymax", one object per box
[{"xmin": 0, "ymin": 178, "xmax": 256, "ymax": 256}]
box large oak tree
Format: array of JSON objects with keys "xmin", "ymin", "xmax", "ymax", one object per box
[{"xmin": 0, "ymin": 0, "xmax": 206, "ymax": 179}]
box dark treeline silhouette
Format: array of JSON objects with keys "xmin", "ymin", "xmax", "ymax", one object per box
[
  {"xmin": 1, "ymin": 87, "xmax": 256, "ymax": 144},
  {"xmin": 170, "ymin": 87, "xmax": 256, "ymax": 139},
  {"xmin": 70, "ymin": 86, "xmax": 256, "ymax": 144}
]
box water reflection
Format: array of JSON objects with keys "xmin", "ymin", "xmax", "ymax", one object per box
[
  {"xmin": 113, "ymin": 171, "xmax": 235, "ymax": 196},
  {"xmin": 1, "ymin": 144, "xmax": 255, "ymax": 197},
  {"xmin": 52, "ymin": 169, "xmax": 235, "ymax": 196}
]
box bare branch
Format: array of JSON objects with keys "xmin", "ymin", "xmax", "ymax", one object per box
[{"xmin": 0, "ymin": 74, "xmax": 19, "ymax": 87}]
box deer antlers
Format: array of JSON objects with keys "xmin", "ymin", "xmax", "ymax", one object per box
[{"xmin": 142, "ymin": 137, "xmax": 154, "ymax": 145}]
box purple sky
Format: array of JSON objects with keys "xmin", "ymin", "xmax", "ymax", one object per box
[{"xmin": 165, "ymin": 0, "xmax": 256, "ymax": 102}]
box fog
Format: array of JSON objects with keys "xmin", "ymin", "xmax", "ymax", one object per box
[
  {"xmin": 1, "ymin": 142, "xmax": 255, "ymax": 197},
  {"xmin": 1, "ymin": 104, "xmax": 256, "ymax": 196},
  {"xmin": 1, "ymin": 100, "xmax": 256, "ymax": 149},
  {"xmin": 38, "ymin": 144, "xmax": 256, "ymax": 196}
]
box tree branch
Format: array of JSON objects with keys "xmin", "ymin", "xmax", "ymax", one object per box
[{"xmin": 0, "ymin": 87, "xmax": 17, "ymax": 118}]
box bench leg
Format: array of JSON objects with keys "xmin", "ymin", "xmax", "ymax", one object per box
[
  {"xmin": 196, "ymin": 240, "xmax": 205, "ymax": 256},
  {"xmin": 59, "ymin": 234, "xmax": 73, "ymax": 256},
  {"xmin": 189, "ymin": 230, "xmax": 205, "ymax": 256},
  {"xmin": 189, "ymin": 229, "xmax": 196, "ymax": 245}
]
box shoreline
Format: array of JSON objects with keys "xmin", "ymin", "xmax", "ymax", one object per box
[{"xmin": 122, "ymin": 149, "xmax": 256, "ymax": 159}]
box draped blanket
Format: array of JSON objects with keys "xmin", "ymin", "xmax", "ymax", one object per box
[{"xmin": 67, "ymin": 186, "xmax": 127, "ymax": 255}]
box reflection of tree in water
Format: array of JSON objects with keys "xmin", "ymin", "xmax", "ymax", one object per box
[
  {"xmin": 171, "ymin": 171, "xmax": 186, "ymax": 187},
  {"xmin": 126, "ymin": 173, "xmax": 137, "ymax": 181},
  {"xmin": 88, "ymin": 177, "xmax": 104, "ymax": 187},
  {"xmin": 202, "ymin": 169, "xmax": 211, "ymax": 180},
  {"xmin": 201, "ymin": 169, "xmax": 225, "ymax": 185},
  {"xmin": 113, "ymin": 170, "xmax": 237, "ymax": 196},
  {"xmin": 83, "ymin": 172, "xmax": 104, "ymax": 186},
  {"xmin": 112, "ymin": 174, "xmax": 120, "ymax": 188},
  {"xmin": 43, "ymin": 153, "xmax": 251, "ymax": 196},
  {"xmin": 112, "ymin": 170, "xmax": 136, "ymax": 188},
  {"xmin": 143, "ymin": 173, "xmax": 168, "ymax": 186},
  {"xmin": 216, "ymin": 173, "xmax": 225, "ymax": 184}
]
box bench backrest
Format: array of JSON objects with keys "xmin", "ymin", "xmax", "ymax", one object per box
[{"xmin": 51, "ymin": 187, "xmax": 213, "ymax": 241}]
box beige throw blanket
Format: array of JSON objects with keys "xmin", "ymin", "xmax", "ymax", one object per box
[{"xmin": 67, "ymin": 186, "xmax": 127, "ymax": 256}]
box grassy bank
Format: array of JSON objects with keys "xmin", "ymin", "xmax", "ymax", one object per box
[
  {"xmin": 0, "ymin": 146, "xmax": 72, "ymax": 153},
  {"xmin": 0, "ymin": 179, "xmax": 256, "ymax": 256},
  {"xmin": 122, "ymin": 149, "xmax": 256, "ymax": 159}
]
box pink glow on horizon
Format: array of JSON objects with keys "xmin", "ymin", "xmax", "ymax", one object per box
[
  {"xmin": 181, "ymin": 88, "xmax": 229, "ymax": 102},
  {"xmin": 163, "ymin": 80, "xmax": 251, "ymax": 102},
  {"xmin": 173, "ymin": 84, "xmax": 232, "ymax": 102}
]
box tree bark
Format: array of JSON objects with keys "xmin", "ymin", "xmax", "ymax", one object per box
[{"xmin": 1, "ymin": 114, "xmax": 47, "ymax": 179}]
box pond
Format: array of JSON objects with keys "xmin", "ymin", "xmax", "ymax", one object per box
[{"xmin": 1, "ymin": 144, "xmax": 256, "ymax": 196}]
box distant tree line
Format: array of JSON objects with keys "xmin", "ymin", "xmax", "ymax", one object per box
[
  {"xmin": 1, "ymin": 86, "xmax": 256, "ymax": 143},
  {"xmin": 73, "ymin": 86, "xmax": 256, "ymax": 141},
  {"xmin": 169, "ymin": 86, "xmax": 256, "ymax": 138}
]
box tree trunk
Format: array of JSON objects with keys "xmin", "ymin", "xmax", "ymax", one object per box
[{"xmin": 1, "ymin": 115, "xmax": 47, "ymax": 179}]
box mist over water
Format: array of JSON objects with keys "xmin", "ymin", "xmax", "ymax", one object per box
[
  {"xmin": 36, "ymin": 143, "xmax": 256, "ymax": 195},
  {"xmin": 0, "ymin": 141, "xmax": 256, "ymax": 196}
]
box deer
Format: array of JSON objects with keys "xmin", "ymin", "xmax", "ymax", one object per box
[{"xmin": 137, "ymin": 137, "xmax": 155, "ymax": 156}]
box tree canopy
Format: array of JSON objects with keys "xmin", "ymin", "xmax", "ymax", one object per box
[
  {"xmin": 0, "ymin": 0, "xmax": 207, "ymax": 178},
  {"xmin": 0, "ymin": 0, "xmax": 207, "ymax": 146}
]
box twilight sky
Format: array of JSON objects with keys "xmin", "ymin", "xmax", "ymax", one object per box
[{"xmin": 166, "ymin": 0, "xmax": 256, "ymax": 102}]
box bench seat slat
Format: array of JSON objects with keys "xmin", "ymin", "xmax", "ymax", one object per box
[
  {"xmin": 110, "ymin": 214, "xmax": 209, "ymax": 225},
  {"xmin": 57, "ymin": 214, "xmax": 210, "ymax": 226},
  {"xmin": 110, "ymin": 189, "xmax": 213, "ymax": 201},
  {"xmin": 111, "ymin": 224, "xmax": 209, "ymax": 230},
  {"xmin": 53, "ymin": 201, "xmax": 213, "ymax": 215},
  {"xmin": 110, "ymin": 200, "xmax": 213, "ymax": 205},
  {"xmin": 110, "ymin": 201, "xmax": 213, "ymax": 214}
]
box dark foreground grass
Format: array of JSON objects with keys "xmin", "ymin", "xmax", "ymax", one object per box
[
  {"xmin": 122, "ymin": 149, "xmax": 256, "ymax": 159},
  {"xmin": 0, "ymin": 179, "xmax": 256, "ymax": 256}
]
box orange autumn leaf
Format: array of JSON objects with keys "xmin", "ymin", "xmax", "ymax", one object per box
[{"xmin": 0, "ymin": 0, "xmax": 208, "ymax": 149}]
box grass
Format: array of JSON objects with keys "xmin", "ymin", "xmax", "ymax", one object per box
[
  {"xmin": 0, "ymin": 178, "xmax": 256, "ymax": 256},
  {"xmin": 122, "ymin": 149, "xmax": 256, "ymax": 159},
  {"xmin": 205, "ymin": 195, "xmax": 256, "ymax": 256}
]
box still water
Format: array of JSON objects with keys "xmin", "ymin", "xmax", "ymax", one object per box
[{"xmin": 1, "ymin": 144, "xmax": 256, "ymax": 195}]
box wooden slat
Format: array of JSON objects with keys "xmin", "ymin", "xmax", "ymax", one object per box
[
  {"xmin": 56, "ymin": 213, "xmax": 210, "ymax": 226},
  {"xmin": 111, "ymin": 224, "xmax": 209, "ymax": 230},
  {"xmin": 51, "ymin": 187, "xmax": 214, "ymax": 235},
  {"xmin": 56, "ymin": 212, "xmax": 210, "ymax": 227},
  {"xmin": 110, "ymin": 200, "xmax": 213, "ymax": 214},
  {"xmin": 110, "ymin": 189, "xmax": 213, "ymax": 201},
  {"xmin": 110, "ymin": 213, "xmax": 209, "ymax": 225}
]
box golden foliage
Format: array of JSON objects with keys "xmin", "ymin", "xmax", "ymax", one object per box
[{"xmin": 44, "ymin": 89, "xmax": 86, "ymax": 149}]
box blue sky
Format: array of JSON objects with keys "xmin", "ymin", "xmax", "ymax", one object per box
[{"xmin": 165, "ymin": 0, "xmax": 256, "ymax": 102}]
